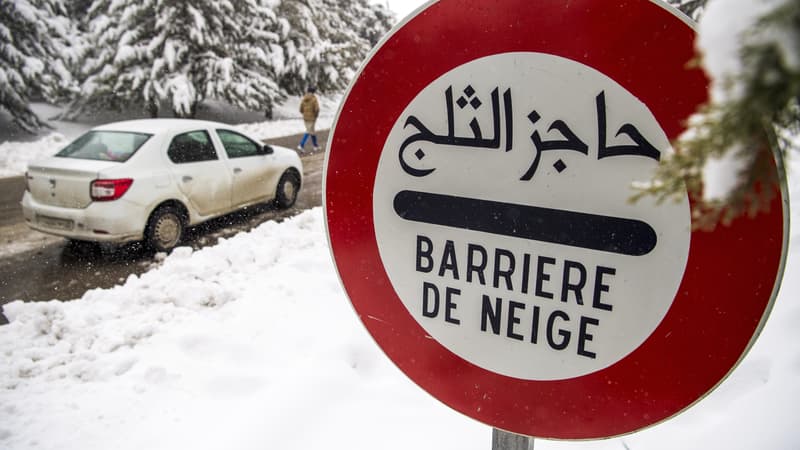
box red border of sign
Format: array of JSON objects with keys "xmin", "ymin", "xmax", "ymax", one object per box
[{"xmin": 325, "ymin": 0, "xmax": 786, "ymax": 439}]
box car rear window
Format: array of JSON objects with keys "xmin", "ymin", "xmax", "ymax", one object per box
[{"xmin": 56, "ymin": 130, "xmax": 151, "ymax": 162}]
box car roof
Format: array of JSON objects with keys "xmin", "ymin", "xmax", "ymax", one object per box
[{"xmin": 92, "ymin": 119, "xmax": 236, "ymax": 135}]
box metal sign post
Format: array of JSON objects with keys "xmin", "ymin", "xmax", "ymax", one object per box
[{"xmin": 492, "ymin": 429, "xmax": 534, "ymax": 450}]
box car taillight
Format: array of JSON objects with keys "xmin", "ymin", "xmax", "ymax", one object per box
[{"xmin": 91, "ymin": 178, "xmax": 133, "ymax": 201}]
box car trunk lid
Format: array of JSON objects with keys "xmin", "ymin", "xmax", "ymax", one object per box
[{"xmin": 27, "ymin": 157, "xmax": 121, "ymax": 209}]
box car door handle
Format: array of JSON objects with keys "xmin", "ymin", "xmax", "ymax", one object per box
[
  {"xmin": 233, "ymin": 168, "xmax": 242, "ymax": 174},
  {"xmin": 182, "ymin": 175, "xmax": 193, "ymax": 182}
]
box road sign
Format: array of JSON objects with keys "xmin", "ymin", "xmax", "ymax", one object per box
[{"xmin": 324, "ymin": 0, "xmax": 788, "ymax": 440}]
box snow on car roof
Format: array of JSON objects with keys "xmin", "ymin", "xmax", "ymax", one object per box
[{"xmin": 93, "ymin": 118, "xmax": 234, "ymax": 135}]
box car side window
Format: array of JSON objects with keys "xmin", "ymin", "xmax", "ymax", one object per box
[
  {"xmin": 216, "ymin": 129, "xmax": 261, "ymax": 158},
  {"xmin": 167, "ymin": 130, "xmax": 218, "ymax": 164}
]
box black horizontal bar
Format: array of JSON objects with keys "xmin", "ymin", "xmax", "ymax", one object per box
[{"xmin": 393, "ymin": 190, "xmax": 656, "ymax": 256}]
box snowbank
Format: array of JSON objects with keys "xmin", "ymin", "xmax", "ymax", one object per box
[{"xmin": 0, "ymin": 209, "xmax": 489, "ymax": 450}]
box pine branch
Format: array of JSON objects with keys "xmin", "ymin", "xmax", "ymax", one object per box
[{"xmin": 636, "ymin": 0, "xmax": 798, "ymax": 229}]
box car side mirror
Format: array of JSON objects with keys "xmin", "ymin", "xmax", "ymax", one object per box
[{"xmin": 260, "ymin": 144, "xmax": 274, "ymax": 155}]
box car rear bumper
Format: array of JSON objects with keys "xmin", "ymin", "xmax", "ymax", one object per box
[{"xmin": 21, "ymin": 192, "xmax": 147, "ymax": 243}]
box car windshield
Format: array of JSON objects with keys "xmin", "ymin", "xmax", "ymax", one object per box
[{"xmin": 56, "ymin": 130, "xmax": 151, "ymax": 162}]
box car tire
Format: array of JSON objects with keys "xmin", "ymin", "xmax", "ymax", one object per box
[
  {"xmin": 145, "ymin": 206, "xmax": 184, "ymax": 252},
  {"xmin": 275, "ymin": 170, "xmax": 300, "ymax": 209}
]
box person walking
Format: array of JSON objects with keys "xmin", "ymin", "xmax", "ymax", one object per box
[{"xmin": 298, "ymin": 86, "xmax": 321, "ymax": 152}]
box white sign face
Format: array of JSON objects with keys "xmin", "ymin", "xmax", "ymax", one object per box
[{"xmin": 373, "ymin": 52, "xmax": 691, "ymax": 380}]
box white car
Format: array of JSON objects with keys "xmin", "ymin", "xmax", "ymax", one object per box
[{"xmin": 21, "ymin": 119, "xmax": 303, "ymax": 252}]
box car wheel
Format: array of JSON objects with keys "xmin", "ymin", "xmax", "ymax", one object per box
[
  {"xmin": 145, "ymin": 206, "xmax": 184, "ymax": 252},
  {"xmin": 275, "ymin": 170, "xmax": 300, "ymax": 209}
]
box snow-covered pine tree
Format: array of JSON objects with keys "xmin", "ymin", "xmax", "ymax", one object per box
[
  {"xmin": 276, "ymin": 0, "xmax": 352, "ymax": 95},
  {"xmin": 643, "ymin": 0, "xmax": 799, "ymax": 228},
  {"xmin": 275, "ymin": 0, "xmax": 392, "ymax": 96},
  {"xmin": 66, "ymin": 0, "xmax": 285, "ymax": 119},
  {"xmin": 0, "ymin": 0, "xmax": 76, "ymax": 132},
  {"xmin": 64, "ymin": 0, "xmax": 95, "ymax": 30},
  {"xmin": 314, "ymin": 0, "xmax": 388, "ymax": 89},
  {"xmin": 340, "ymin": 0, "xmax": 394, "ymax": 48},
  {"xmin": 195, "ymin": 0, "xmax": 287, "ymax": 117}
]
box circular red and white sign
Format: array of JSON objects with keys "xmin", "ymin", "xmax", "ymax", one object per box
[{"xmin": 324, "ymin": 0, "xmax": 788, "ymax": 439}]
